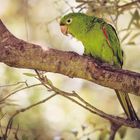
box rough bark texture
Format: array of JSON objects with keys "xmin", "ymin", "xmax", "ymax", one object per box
[{"xmin": 0, "ymin": 19, "xmax": 140, "ymax": 96}]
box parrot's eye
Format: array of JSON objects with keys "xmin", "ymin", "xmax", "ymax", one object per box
[{"xmin": 66, "ymin": 18, "xmax": 72, "ymax": 24}]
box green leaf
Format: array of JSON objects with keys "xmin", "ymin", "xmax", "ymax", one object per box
[
  {"xmin": 23, "ymin": 73, "xmax": 36, "ymax": 77},
  {"xmin": 133, "ymin": 10, "xmax": 140, "ymax": 20},
  {"xmin": 118, "ymin": 127, "xmax": 127, "ymax": 139},
  {"xmin": 128, "ymin": 10, "xmax": 140, "ymax": 29},
  {"xmin": 46, "ymin": 78, "xmax": 53, "ymax": 85},
  {"xmin": 127, "ymin": 42, "xmax": 135, "ymax": 46}
]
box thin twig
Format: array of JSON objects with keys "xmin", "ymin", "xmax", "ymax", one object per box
[
  {"xmin": 14, "ymin": 124, "xmax": 19, "ymax": 140},
  {"xmin": 0, "ymin": 81, "xmax": 28, "ymax": 88},
  {"xmin": 117, "ymin": 0, "xmax": 139, "ymax": 9},
  {"xmin": 0, "ymin": 83, "xmax": 42, "ymax": 103},
  {"xmin": 76, "ymin": 0, "xmax": 139, "ymax": 13},
  {"xmin": 109, "ymin": 123, "xmax": 121, "ymax": 140},
  {"xmin": 3, "ymin": 93, "xmax": 57, "ymax": 140},
  {"xmin": 34, "ymin": 71, "xmax": 140, "ymax": 129}
]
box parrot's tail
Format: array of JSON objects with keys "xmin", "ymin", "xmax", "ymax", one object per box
[{"xmin": 115, "ymin": 90, "xmax": 139, "ymax": 121}]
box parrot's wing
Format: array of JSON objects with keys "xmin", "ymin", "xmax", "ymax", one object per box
[
  {"xmin": 102, "ymin": 24, "xmax": 139, "ymax": 121},
  {"xmin": 101, "ymin": 24, "xmax": 123, "ymax": 67}
]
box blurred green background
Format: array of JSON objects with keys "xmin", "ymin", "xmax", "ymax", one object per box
[{"xmin": 0, "ymin": 0, "xmax": 140, "ymax": 140}]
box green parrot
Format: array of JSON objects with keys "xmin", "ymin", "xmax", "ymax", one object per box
[{"xmin": 60, "ymin": 13, "xmax": 139, "ymax": 121}]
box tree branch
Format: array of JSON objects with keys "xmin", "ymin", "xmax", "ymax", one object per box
[
  {"xmin": 34, "ymin": 70, "xmax": 140, "ymax": 129},
  {"xmin": 109, "ymin": 123, "xmax": 121, "ymax": 140},
  {"xmin": 0, "ymin": 19, "xmax": 140, "ymax": 96}
]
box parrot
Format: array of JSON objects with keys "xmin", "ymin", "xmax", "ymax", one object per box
[{"xmin": 60, "ymin": 12, "xmax": 139, "ymax": 121}]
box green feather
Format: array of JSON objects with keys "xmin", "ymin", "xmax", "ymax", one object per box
[{"xmin": 60, "ymin": 13, "xmax": 139, "ymax": 121}]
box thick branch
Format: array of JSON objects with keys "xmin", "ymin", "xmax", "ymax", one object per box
[{"xmin": 0, "ymin": 20, "xmax": 140, "ymax": 95}]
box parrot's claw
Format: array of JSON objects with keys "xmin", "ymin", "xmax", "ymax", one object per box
[{"xmin": 100, "ymin": 62, "xmax": 110, "ymax": 68}]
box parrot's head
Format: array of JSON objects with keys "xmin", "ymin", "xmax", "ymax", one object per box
[{"xmin": 60, "ymin": 13, "xmax": 91, "ymax": 39}]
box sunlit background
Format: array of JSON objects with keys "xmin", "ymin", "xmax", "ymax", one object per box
[{"xmin": 0, "ymin": 0, "xmax": 140, "ymax": 140}]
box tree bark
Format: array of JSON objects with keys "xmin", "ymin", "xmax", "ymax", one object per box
[{"xmin": 0, "ymin": 19, "xmax": 140, "ymax": 96}]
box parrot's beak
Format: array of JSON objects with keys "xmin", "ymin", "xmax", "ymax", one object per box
[{"xmin": 60, "ymin": 25, "xmax": 68, "ymax": 36}]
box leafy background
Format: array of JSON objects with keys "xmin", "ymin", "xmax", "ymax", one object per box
[{"xmin": 0, "ymin": 0, "xmax": 140, "ymax": 139}]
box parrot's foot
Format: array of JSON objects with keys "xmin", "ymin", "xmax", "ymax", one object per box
[
  {"xmin": 100, "ymin": 62, "xmax": 111, "ymax": 68},
  {"xmin": 83, "ymin": 53, "xmax": 93, "ymax": 57},
  {"xmin": 83, "ymin": 54, "xmax": 87, "ymax": 56}
]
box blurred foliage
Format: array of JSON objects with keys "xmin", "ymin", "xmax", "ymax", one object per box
[{"xmin": 0, "ymin": 0, "xmax": 140, "ymax": 140}]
